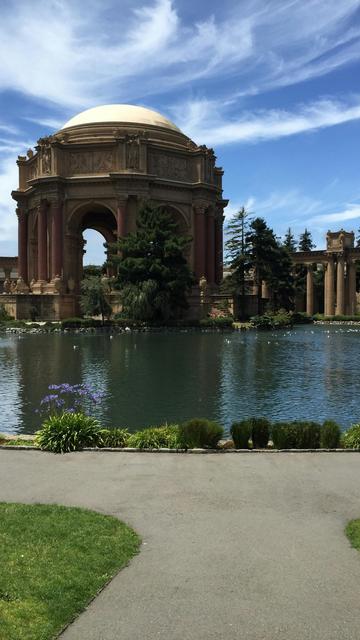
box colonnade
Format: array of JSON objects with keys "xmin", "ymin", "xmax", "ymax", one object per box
[
  {"xmin": 304, "ymin": 257, "xmax": 357, "ymax": 316},
  {"xmin": 16, "ymin": 199, "xmax": 224, "ymax": 293},
  {"xmin": 17, "ymin": 200, "xmax": 64, "ymax": 291}
]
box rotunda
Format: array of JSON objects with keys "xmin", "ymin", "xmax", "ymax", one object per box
[{"xmin": 11, "ymin": 104, "xmax": 227, "ymax": 319}]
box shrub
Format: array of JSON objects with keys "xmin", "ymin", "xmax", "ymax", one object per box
[
  {"xmin": 127, "ymin": 425, "xmax": 181, "ymax": 449},
  {"xmin": 320, "ymin": 420, "xmax": 341, "ymax": 448},
  {"xmin": 60, "ymin": 318, "xmax": 105, "ymax": 329},
  {"xmin": 271, "ymin": 420, "xmax": 320, "ymax": 449},
  {"xmin": 271, "ymin": 422, "xmax": 298, "ymax": 449},
  {"xmin": 99, "ymin": 428, "xmax": 130, "ymax": 448},
  {"xmin": 250, "ymin": 417, "xmax": 271, "ymax": 448},
  {"xmin": 291, "ymin": 311, "xmax": 313, "ymax": 324},
  {"xmin": 342, "ymin": 424, "xmax": 360, "ymax": 449},
  {"xmin": 179, "ymin": 418, "xmax": 223, "ymax": 449},
  {"xmin": 230, "ymin": 420, "xmax": 251, "ymax": 448},
  {"xmin": 199, "ymin": 316, "xmax": 234, "ymax": 329},
  {"xmin": 250, "ymin": 313, "xmax": 293, "ymax": 330},
  {"xmin": 35, "ymin": 412, "xmax": 102, "ymax": 453}
]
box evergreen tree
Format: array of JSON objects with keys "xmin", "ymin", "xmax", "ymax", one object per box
[
  {"xmin": 267, "ymin": 244, "xmax": 295, "ymax": 311},
  {"xmin": 283, "ymin": 228, "xmax": 297, "ymax": 253},
  {"xmin": 246, "ymin": 218, "xmax": 294, "ymax": 313},
  {"xmin": 298, "ymin": 228, "xmax": 315, "ymax": 252},
  {"xmin": 223, "ymin": 207, "xmax": 252, "ymax": 318},
  {"xmin": 80, "ymin": 276, "xmax": 112, "ymax": 323},
  {"xmin": 108, "ymin": 202, "xmax": 194, "ymax": 322}
]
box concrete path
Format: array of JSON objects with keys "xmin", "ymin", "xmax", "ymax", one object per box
[{"xmin": 1, "ymin": 451, "xmax": 360, "ymax": 639}]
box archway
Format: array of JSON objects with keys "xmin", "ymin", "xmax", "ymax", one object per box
[{"xmin": 67, "ymin": 203, "xmax": 117, "ymax": 292}]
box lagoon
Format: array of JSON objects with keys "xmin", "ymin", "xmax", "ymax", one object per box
[{"xmin": 1, "ymin": 325, "xmax": 359, "ymax": 435}]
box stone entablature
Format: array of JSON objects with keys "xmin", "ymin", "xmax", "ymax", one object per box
[{"xmin": 11, "ymin": 105, "xmax": 227, "ymax": 319}]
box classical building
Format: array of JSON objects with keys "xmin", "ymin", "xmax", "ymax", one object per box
[
  {"xmin": 293, "ymin": 230, "xmax": 360, "ymax": 316},
  {"xmin": 7, "ymin": 104, "xmax": 227, "ymax": 319}
]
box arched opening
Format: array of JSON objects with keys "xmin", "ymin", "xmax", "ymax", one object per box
[
  {"xmin": 66, "ymin": 203, "xmax": 117, "ymax": 291},
  {"xmin": 82, "ymin": 229, "xmax": 108, "ymax": 276}
]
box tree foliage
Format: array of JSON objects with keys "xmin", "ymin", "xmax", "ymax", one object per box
[
  {"xmin": 108, "ymin": 202, "xmax": 194, "ymax": 322},
  {"xmin": 298, "ymin": 228, "xmax": 315, "ymax": 252},
  {"xmin": 246, "ymin": 217, "xmax": 294, "ymax": 313},
  {"xmin": 283, "ymin": 228, "xmax": 297, "ymax": 252},
  {"xmin": 80, "ymin": 276, "xmax": 112, "ymax": 322},
  {"xmin": 223, "ymin": 207, "xmax": 252, "ymax": 316}
]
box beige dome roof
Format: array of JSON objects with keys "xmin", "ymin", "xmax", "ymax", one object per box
[{"xmin": 61, "ymin": 104, "xmax": 182, "ymax": 132}]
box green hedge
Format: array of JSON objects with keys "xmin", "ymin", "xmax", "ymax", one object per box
[
  {"xmin": 199, "ymin": 316, "xmax": 234, "ymax": 328},
  {"xmin": 179, "ymin": 418, "xmax": 223, "ymax": 448},
  {"xmin": 313, "ymin": 314, "xmax": 360, "ymax": 322},
  {"xmin": 271, "ymin": 420, "xmax": 321, "ymax": 449}
]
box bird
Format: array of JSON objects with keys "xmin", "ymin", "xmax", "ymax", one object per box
[
  {"xmin": 73, "ymin": 345, "xmax": 78, "ymax": 350},
  {"xmin": 110, "ymin": 335, "xmax": 113, "ymax": 340}
]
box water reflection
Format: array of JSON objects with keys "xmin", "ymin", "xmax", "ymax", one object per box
[{"xmin": 1, "ymin": 326, "xmax": 359, "ymax": 435}]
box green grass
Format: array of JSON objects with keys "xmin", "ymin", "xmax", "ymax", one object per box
[
  {"xmin": 346, "ymin": 520, "xmax": 360, "ymax": 552},
  {"xmin": 0, "ymin": 438, "xmax": 36, "ymax": 447},
  {"xmin": 0, "ymin": 503, "xmax": 140, "ymax": 640}
]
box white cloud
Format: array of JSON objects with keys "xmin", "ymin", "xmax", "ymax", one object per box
[
  {"xmin": 0, "ymin": 154, "xmax": 20, "ymax": 246},
  {"xmin": 310, "ymin": 204, "xmax": 360, "ymax": 225},
  {"xmin": 179, "ymin": 97, "xmax": 360, "ymax": 146},
  {"xmin": 0, "ymin": 0, "xmax": 358, "ymax": 109}
]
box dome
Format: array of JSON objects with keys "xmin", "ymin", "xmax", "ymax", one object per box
[{"xmin": 61, "ymin": 104, "xmax": 182, "ymax": 133}]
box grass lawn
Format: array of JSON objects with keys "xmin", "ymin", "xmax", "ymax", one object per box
[
  {"xmin": 0, "ymin": 503, "xmax": 140, "ymax": 640},
  {"xmin": 346, "ymin": 519, "xmax": 360, "ymax": 552},
  {"xmin": 0, "ymin": 438, "xmax": 36, "ymax": 447}
]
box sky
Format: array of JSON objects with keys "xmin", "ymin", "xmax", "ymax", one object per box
[{"xmin": 1, "ymin": 0, "xmax": 360, "ymax": 263}]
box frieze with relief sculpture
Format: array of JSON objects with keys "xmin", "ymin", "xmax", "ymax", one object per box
[{"xmin": 149, "ymin": 152, "xmax": 189, "ymax": 181}]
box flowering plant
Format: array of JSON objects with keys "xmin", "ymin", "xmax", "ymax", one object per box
[{"xmin": 38, "ymin": 383, "xmax": 105, "ymax": 417}]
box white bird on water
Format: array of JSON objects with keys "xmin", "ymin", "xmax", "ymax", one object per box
[{"xmin": 73, "ymin": 345, "xmax": 78, "ymax": 350}]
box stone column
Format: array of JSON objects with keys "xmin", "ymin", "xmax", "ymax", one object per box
[
  {"xmin": 117, "ymin": 200, "xmax": 127, "ymax": 238},
  {"xmin": 51, "ymin": 201, "xmax": 63, "ymax": 279},
  {"xmin": 347, "ymin": 259, "xmax": 357, "ymax": 316},
  {"xmin": 214, "ymin": 215, "xmax": 223, "ymax": 284},
  {"xmin": 262, "ymin": 281, "xmax": 270, "ymax": 299},
  {"xmin": 306, "ymin": 265, "xmax": 314, "ymax": 315},
  {"xmin": 37, "ymin": 200, "xmax": 48, "ymax": 283},
  {"xmin": 194, "ymin": 205, "xmax": 207, "ymax": 281},
  {"xmin": 206, "ymin": 211, "xmax": 215, "ymax": 284},
  {"xmin": 17, "ymin": 207, "xmax": 28, "ymax": 283},
  {"xmin": 324, "ymin": 258, "xmax": 335, "ymax": 316},
  {"xmin": 336, "ymin": 256, "xmax": 345, "ymax": 315}
]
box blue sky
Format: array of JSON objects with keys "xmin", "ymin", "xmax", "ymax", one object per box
[{"xmin": 1, "ymin": 0, "xmax": 360, "ymax": 263}]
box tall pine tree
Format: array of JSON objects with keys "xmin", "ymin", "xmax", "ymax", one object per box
[
  {"xmin": 298, "ymin": 228, "xmax": 315, "ymax": 252},
  {"xmin": 283, "ymin": 228, "xmax": 297, "ymax": 252},
  {"xmin": 223, "ymin": 207, "xmax": 252, "ymax": 317},
  {"xmin": 108, "ymin": 202, "xmax": 194, "ymax": 322}
]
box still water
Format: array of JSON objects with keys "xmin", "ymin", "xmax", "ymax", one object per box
[{"xmin": 1, "ymin": 325, "xmax": 359, "ymax": 435}]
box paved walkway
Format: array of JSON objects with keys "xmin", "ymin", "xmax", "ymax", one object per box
[{"xmin": 1, "ymin": 451, "xmax": 360, "ymax": 639}]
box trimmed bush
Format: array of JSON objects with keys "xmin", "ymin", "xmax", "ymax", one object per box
[
  {"xmin": 271, "ymin": 420, "xmax": 321, "ymax": 449},
  {"xmin": 36, "ymin": 412, "xmax": 102, "ymax": 453},
  {"xmin": 250, "ymin": 312, "xmax": 293, "ymax": 330},
  {"xmin": 342, "ymin": 424, "xmax": 360, "ymax": 449},
  {"xmin": 99, "ymin": 428, "xmax": 130, "ymax": 448},
  {"xmin": 271, "ymin": 421, "xmax": 298, "ymax": 449},
  {"xmin": 230, "ymin": 420, "xmax": 251, "ymax": 448},
  {"xmin": 320, "ymin": 420, "xmax": 341, "ymax": 448},
  {"xmin": 199, "ymin": 316, "xmax": 234, "ymax": 329},
  {"xmin": 250, "ymin": 417, "xmax": 270, "ymax": 448},
  {"xmin": 179, "ymin": 418, "xmax": 223, "ymax": 449},
  {"xmin": 127, "ymin": 425, "xmax": 180, "ymax": 449}
]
